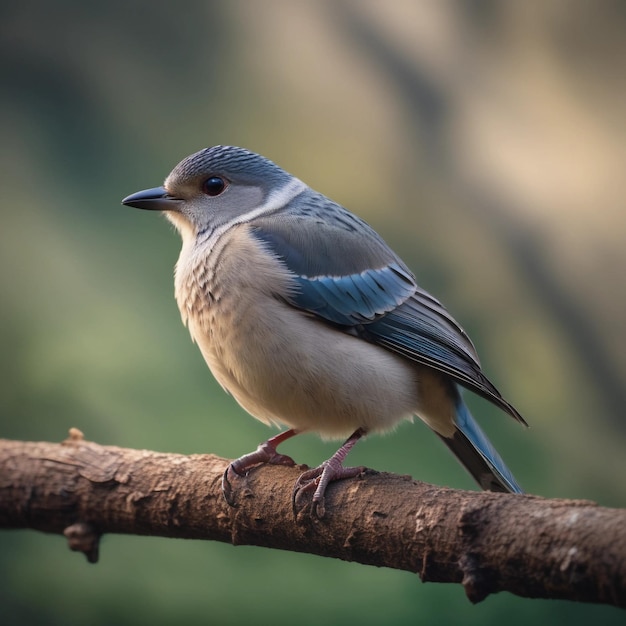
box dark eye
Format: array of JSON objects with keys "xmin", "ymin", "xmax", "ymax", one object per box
[{"xmin": 202, "ymin": 176, "xmax": 227, "ymax": 197}]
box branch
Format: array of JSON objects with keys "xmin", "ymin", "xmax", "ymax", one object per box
[{"xmin": 1, "ymin": 431, "xmax": 624, "ymax": 608}]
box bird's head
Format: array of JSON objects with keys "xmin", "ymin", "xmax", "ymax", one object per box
[{"xmin": 122, "ymin": 145, "xmax": 299, "ymax": 240}]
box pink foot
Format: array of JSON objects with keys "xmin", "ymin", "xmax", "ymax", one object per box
[
  {"xmin": 293, "ymin": 428, "xmax": 366, "ymax": 518},
  {"xmin": 222, "ymin": 429, "xmax": 299, "ymax": 506}
]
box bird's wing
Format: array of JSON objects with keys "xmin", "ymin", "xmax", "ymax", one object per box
[
  {"xmin": 250, "ymin": 199, "xmax": 525, "ymax": 424},
  {"xmin": 251, "ymin": 196, "xmax": 417, "ymax": 325}
]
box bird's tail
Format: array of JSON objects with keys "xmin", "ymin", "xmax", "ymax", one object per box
[{"xmin": 437, "ymin": 401, "xmax": 523, "ymax": 494}]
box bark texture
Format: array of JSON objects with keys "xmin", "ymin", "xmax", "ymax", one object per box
[{"xmin": 1, "ymin": 432, "xmax": 624, "ymax": 607}]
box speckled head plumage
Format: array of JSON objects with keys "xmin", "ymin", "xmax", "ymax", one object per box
[
  {"xmin": 166, "ymin": 145, "xmax": 292, "ymax": 188},
  {"xmin": 124, "ymin": 146, "xmax": 304, "ymax": 239}
]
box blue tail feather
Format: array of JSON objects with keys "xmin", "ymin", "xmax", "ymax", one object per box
[{"xmin": 438, "ymin": 401, "xmax": 523, "ymax": 494}]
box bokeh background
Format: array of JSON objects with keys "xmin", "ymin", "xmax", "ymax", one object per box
[{"xmin": 1, "ymin": 1, "xmax": 625, "ymax": 624}]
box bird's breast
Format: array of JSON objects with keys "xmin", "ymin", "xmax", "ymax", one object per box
[{"xmin": 173, "ymin": 224, "xmax": 303, "ymax": 404}]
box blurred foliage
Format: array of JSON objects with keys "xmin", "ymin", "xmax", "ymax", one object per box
[{"xmin": 1, "ymin": 1, "xmax": 625, "ymax": 624}]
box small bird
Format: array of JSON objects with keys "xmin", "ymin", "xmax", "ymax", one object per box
[{"xmin": 122, "ymin": 145, "xmax": 526, "ymax": 516}]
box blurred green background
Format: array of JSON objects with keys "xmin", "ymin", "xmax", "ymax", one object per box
[{"xmin": 1, "ymin": 1, "xmax": 625, "ymax": 624}]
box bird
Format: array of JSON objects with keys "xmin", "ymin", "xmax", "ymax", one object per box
[{"xmin": 122, "ymin": 145, "xmax": 526, "ymax": 516}]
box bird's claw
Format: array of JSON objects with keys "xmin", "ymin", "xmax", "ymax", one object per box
[
  {"xmin": 292, "ymin": 462, "xmax": 364, "ymax": 519},
  {"xmin": 221, "ymin": 464, "xmax": 243, "ymax": 507},
  {"xmin": 221, "ymin": 441, "xmax": 297, "ymax": 507}
]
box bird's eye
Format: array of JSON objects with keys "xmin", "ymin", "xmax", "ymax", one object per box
[{"xmin": 202, "ymin": 176, "xmax": 227, "ymax": 197}]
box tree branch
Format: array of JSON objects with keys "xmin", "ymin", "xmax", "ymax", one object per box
[{"xmin": 1, "ymin": 431, "xmax": 624, "ymax": 607}]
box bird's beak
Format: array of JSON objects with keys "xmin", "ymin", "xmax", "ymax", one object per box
[{"xmin": 122, "ymin": 187, "xmax": 182, "ymax": 211}]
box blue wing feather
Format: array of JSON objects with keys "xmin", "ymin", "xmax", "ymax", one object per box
[{"xmin": 291, "ymin": 264, "xmax": 415, "ymax": 325}]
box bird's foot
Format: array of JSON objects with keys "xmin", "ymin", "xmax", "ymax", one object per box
[
  {"xmin": 293, "ymin": 460, "xmax": 364, "ymax": 519},
  {"xmin": 222, "ymin": 429, "xmax": 299, "ymax": 506},
  {"xmin": 292, "ymin": 427, "xmax": 366, "ymax": 518}
]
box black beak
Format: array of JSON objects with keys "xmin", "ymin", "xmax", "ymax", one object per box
[{"xmin": 122, "ymin": 187, "xmax": 182, "ymax": 211}]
